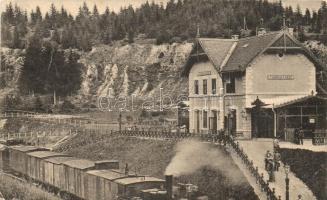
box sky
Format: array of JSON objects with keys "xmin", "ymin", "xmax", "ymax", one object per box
[{"xmin": 0, "ymin": 0, "xmax": 325, "ymax": 16}]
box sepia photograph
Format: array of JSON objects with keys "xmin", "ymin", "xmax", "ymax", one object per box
[{"xmin": 0, "ymin": 0, "xmax": 326, "ymax": 200}]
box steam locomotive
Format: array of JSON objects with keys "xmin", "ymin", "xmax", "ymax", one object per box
[{"xmin": 0, "ymin": 143, "xmax": 207, "ymax": 200}]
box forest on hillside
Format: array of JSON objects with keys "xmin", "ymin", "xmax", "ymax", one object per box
[
  {"xmin": 1, "ymin": 0, "xmax": 327, "ymax": 50},
  {"xmin": 1, "ymin": 0, "xmax": 327, "ymax": 106}
]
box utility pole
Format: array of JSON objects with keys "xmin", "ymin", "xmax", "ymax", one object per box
[{"xmin": 118, "ymin": 111, "xmax": 122, "ymax": 133}]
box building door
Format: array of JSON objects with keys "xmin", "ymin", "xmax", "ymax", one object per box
[
  {"xmin": 227, "ymin": 110, "xmax": 236, "ymax": 136},
  {"xmin": 252, "ymin": 109, "xmax": 274, "ymax": 138},
  {"xmin": 196, "ymin": 111, "xmax": 200, "ymax": 133},
  {"xmin": 210, "ymin": 111, "xmax": 218, "ymax": 133}
]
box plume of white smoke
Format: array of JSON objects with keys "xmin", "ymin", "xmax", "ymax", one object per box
[{"xmin": 165, "ymin": 139, "xmax": 245, "ymax": 184}]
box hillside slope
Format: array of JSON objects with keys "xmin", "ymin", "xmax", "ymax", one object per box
[
  {"xmin": 76, "ymin": 41, "xmax": 192, "ymax": 105},
  {"xmin": 1, "ymin": 40, "xmax": 326, "ymax": 110},
  {"xmin": 55, "ymin": 133, "xmax": 259, "ymax": 200},
  {"xmin": 0, "ymin": 41, "xmax": 192, "ymax": 109}
]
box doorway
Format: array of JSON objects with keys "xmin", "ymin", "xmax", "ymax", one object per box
[
  {"xmin": 252, "ymin": 109, "xmax": 274, "ymax": 138},
  {"xmin": 195, "ymin": 110, "xmax": 200, "ymax": 133},
  {"xmin": 210, "ymin": 110, "xmax": 218, "ymax": 133},
  {"xmin": 226, "ymin": 109, "xmax": 236, "ymax": 136}
]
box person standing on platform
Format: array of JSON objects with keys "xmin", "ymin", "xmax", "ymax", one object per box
[
  {"xmin": 299, "ymin": 127, "xmax": 304, "ymax": 145},
  {"xmin": 294, "ymin": 128, "xmax": 299, "ymax": 144},
  {"xmin": 265, "ymin": 150, "xmax": 272, "ymax": 170},
  {"xmin": 273, "ymin": 151, "xmax": 281, "ymax": 171},
  {"xmin": 273, "ymin": 138, "xmax": 280, "ymax": 152}
]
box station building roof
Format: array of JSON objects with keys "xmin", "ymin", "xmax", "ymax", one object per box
[{"xmin": 183, "ymin": 31, "xmax": 326, "ymax": 75}]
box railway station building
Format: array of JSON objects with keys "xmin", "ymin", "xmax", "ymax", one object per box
[{"xmin": 183, "ymin": 29, "xmax": 327, "ymax": 139}]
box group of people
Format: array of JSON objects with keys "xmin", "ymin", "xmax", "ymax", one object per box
[
  {"xmin": 294, "ymin": 127, "xmax": 305, "ymax": 145},
  {"xmin": 264, "ymin": 138, "xmax": 281, "ymax": 182}
]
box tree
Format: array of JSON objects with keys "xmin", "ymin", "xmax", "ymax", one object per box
[
  {"xmin": 92, "ymin": 5, "xmax": 99, "ymax": 18},
  {"xmin": 11, "ymin": 25, "xmax": 20, "ymax": 48},
  {"xmin": 304, "ymin": 8, "xmax": 311, "ymax": 26},
  {"xmin": 128, "ymin": 30, "xmax": 134, "ymax": 43}
]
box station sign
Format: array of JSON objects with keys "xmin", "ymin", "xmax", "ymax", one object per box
[
  {"xmin": 267, "ymin": 74, "xmax": 294, "ymax": 80},
  {"xmin": 198, "ymin": 71, "xmax": 211, "ymax": 76}
]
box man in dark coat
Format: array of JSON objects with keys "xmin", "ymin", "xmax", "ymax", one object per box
[
  {"xmin": 294, "ymin": 128, "xmax": 299, "ymax": 144},
  {"xmin": 299, "ymin": 127, "xmax": 304, "ymax": 145}
]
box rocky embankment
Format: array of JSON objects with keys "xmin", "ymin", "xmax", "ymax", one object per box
[{"xmin": 0, "ymin": 41, "xmax": 193, "ymax": 109}]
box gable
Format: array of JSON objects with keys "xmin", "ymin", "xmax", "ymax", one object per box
[
  {"xmin": 182, "ymin": 30, "xmax": 326, "ymax": 82},
  {"xmin": 270, "ymin": 34, "xmax": 300, "ymax": 47},
  {"xmin": 182, "ymin": 38, "xmax": 235, "ymax": 76}
]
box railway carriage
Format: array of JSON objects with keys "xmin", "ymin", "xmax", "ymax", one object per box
[
  {"xmin": 3, "ymin": 145, "xmax": 171, "ymax": 200},
  {"xmin": 85, "ymin": 170, "xmax": 127, "ymax": 200},
  {"xmin": 114, "ymin": 176, "xmax": 165, "ymax": 198},
  {"xmin": 8, "ymin": 146, "xmax": 48, "ymax": 176},
  {"xmin": 0, "ymin": 145, "xmax": 8, "ymax": 171},
  {"xmin": 26, "ymin": 151, "xmax": 70, "ymax": 183},
  {"xmin": 44, "ymin": 156, "xmax": 77, "ymax": 189},
  {"xmin": 62, "ymin": 159, "xmax": 96, "ymax": 198}
]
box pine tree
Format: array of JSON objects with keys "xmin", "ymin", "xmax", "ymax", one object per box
[
  {"xmin": 305, "ymin": 8, "xmax": 311, "ymax": 26},
  {"xmin": 11, "ymin": 25, "xmax": 20, "ymax": 48}
]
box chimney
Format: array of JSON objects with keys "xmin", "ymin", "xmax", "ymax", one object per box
[
  {"xmin": 165, "ymin": 175, "xmax": 173, "ymax": 200},
  {"xmin": 94, "ymin": 160, "xmax": 119, "ymax": 170}
]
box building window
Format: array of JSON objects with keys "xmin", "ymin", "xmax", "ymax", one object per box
[
  {"xmin": 203, "ymin": 79, "xmax": 207, "ymax": 95},
  {"xmin": 194, "ymin": 80, "xmax": 199, "ymax": 94},
  {"xmin": 203, "ymin": 110, "xmax": 207, "ymax": 128},
  {"xmin": 212, "ymin": 79, "xmax": 216, "ymax": 94},
  {"xmin": 226, "ymin": 75, "xmax": 235, "ymax": 93}
]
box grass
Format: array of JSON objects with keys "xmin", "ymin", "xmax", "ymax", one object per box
[
  {"xmin": 0, "ymin": 174, "xmax": 61, "ymax": 200},
  {"xmin": 55, "ymin": 132, "xmax": 259, "ymax": 200},
  {"xmin": 279, "ymin": 148, "xmax": 327, "ymax": 200}
]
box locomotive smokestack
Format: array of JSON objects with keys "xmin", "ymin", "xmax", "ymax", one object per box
[{"xmin": 165, "ymin": 175, "xmax": 173, "ymax": 200}]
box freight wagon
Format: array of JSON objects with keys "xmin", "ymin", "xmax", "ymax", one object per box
[
  {"xmin": 44, "ymin": 156, "xmax": 77, "ymax": 190},
  {"xmin": 62, "ymin": 159, "xmax": 96, "ymax": 198},
  {"xmin": 0, "ymin": 145, "xmax": 8, "ymax": 171},
  {"xmin": 26, "ymin": 151, "xmax": 70, "ymax": 183},
  {"xmin": 0, "ymin": 144, "xmax": 206, "ymax": 200},
  {"xmin": 8, "ymin": 146, "xmax": 48, "ymax": 176}
]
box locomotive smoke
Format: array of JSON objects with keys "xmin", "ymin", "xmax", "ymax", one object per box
[{"xmin": 165, "ymin": 139, "xmax": 245, "ymax": 184}]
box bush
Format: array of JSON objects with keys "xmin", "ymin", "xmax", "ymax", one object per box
[
  {"xmin": 279, "ymin": 148, "xmax": 327, "ymax": 200},
  {"xmin": 0, "ymin": 174, "xmax": 60, "ymax": 200},
  {"xmin": 61, "ymin": 100, "xmax": 76, "ymax": 113}
]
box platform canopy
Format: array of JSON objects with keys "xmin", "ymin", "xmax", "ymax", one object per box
[{"xmin": 245, "ymin": 94, "xmax": 323, "ymax": 109}]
